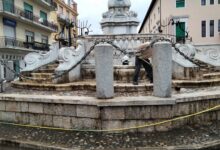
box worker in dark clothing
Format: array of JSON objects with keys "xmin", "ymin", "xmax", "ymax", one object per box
[{"xmin": 133, "ymin": 42, "xmax": 153, "ymax": 85}]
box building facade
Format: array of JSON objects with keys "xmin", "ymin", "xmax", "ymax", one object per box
[
  {"xmin": 0, "ymin": 0, "xmax": 58, "ymax": 80},
  {"xmin": 139, "ymin": 0, "xmax": 220, "ymax": 47},
  {"xmin": 50, "ymin": 0, "xmax": 78, "ymax": 47}
]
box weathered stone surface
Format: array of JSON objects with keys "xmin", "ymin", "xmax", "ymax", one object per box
[
  {"xmin": 20, "ymin": 102, "xmax": 29, "ymax": 112},
  {"xmin": 174, "ymin": 103, "xmax": 190, "ymax": 116},
  {"xmin": 155, "ymin": 121, "xmax": 172, "ymax": 132},
  {"xmin": 153, "ymin": 42, "xmax": 172, "ymax": 97},
  {"xmin": 15, "ymin": 113, "xmax": 29, "ymax": 124},
  {"xmin": 72, "ymin": 117, "xmax": 100, "ymax": 129},
  {"xmin": 53, "ymin": 116, "xmax": 63, "ymax": 128},
  {"xmin": 5, "ymin": 102, "xmax": 20, "ymax": 112},
  {"xmin": 76, "ymin": 105, "xmax": 100, "ymax": 119},
  {"xmin": 29, "ymin": 114, "xmax": 44, "ymax": 126},
  {"xmin": 151, "ymin": 106, "xmax": 173, "ymax": 119},
  {"xmin": 43, "ymin": 104, "xmax": 63, "ymax": 115},
  {"xmin": 102, "ymin": 120, "xmax": 123, "ymax": 132},
  {"xmin": 62, "ymin": 104, "xmax": 76, "ymax": 117},
  {"xmin": 62, "ymin": 117, "xmax": 71, "ymax": 129},
  {"xmin": 0, "ymin": 112, "xmax": 16, "ymax": 122},
  {"xmin": 217, "ymin": 111, "xmax": 220, "ymax": 121},
  {"xmin": 101, "ymin": 107, "xmax": 125, "ymax": 120},
  {"xmin": 29, "ymin": 103, "xmax": 43, "ymax": 114},
  {"xmin": 0, "ymin": 101, "xmax": 5, "ymax": 111},
  {"xmin": 95, "ymin": 44, "xmax": 114, "ymax": 99},
  {"xmin": 136, "ymin": 121, "xmax": 155, "ymax": 133},
  {"xmin": 42, "ymin": 115, "xmax": 53, "ymax": 127},
  {"xmin": 125, "ymin": 106, "xmax": 150, "ymax": 119},
  {"xmin": 122, "ymin": 120, "xmax": 137, "ymax": 133}
]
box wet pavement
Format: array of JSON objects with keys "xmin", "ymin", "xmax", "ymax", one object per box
[{"xmin": 0, "ymin": 121, "xmax": 219, "ymax": 149}]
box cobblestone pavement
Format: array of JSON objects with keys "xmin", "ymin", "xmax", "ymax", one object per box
[
  {"xmin": 4, "ymin": 83, "xmax": 220, "ymax": 97},
  {"xmin": 0, "ymin": 121, "xmax": 219, "ymax": 149}
]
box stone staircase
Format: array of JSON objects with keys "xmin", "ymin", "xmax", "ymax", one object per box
[
  {"xmin": 11, "ymin": 61, "xmax": 220, "ymax": 92},
  {"xmin": 20, "ymin": 63, "xmax": 58, "ymax": 84}
]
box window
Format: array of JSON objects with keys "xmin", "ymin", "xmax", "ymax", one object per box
[
  {"xmin": 176, "ymin": 22, "xmax": 186, "ymax": 43},
  {"xmin": 201, "ymin": 21, "xmax": 206, "ymax": 37},
  {"xmin": 41, "ymin": 35, "xmax": 48, "ymax": 44},
  {"xmin": 3, "ymin": 0, "xmax": 14, "ymax": 13},
  {"xmin": 218, "ymin": 20, "xmax": 220, "ymax": 32},
  {"xmin": 40, "ymin": 11, "xmax": 47, "ymax": 21},
  {"xmin": 210, "ymin": 20, "xmax": 214, "ymax": 37},
  {"xmin": 25, "ymin": 31, "xmax": 34, "ymax": 43},
  {"xmin": 176, "ymin": 0, "xmax": 185, "ymax": 8},
  {"xmin": 210, "ymin": 0, "xmax": 214, "ymax": 4},
  {"xmin": 201, "ymin": 0, "xmax": 206, "ymax": 5},
  {"xmin": 24, "ymin": 2, "xmax": 33, "ymax": 20}
]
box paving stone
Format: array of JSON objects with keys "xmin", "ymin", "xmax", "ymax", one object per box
[
  {"xmin": 101, "ymin": 107, "xmax": 125, "ymax": 120},
  {"xmin": 29, "ymin": 103, "xmax": 43, "ymax": 114},
  {"xmin": 5, "ymin": 102, "xmax": 21, "ymax": 112},
  {"xmin": 76, "ymin": 105, "xmax": 100, "ymax": 119},
  {"xmin": 0, "ymin": 101, "xmax": 5, "ymax": 111},
  {"xmin": 125, "ymin": 106, "xmax": 150, "ymax": 119}
]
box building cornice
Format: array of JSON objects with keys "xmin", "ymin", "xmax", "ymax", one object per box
[{"xmin": 55, "ymin": 0, "xmax": 78, "ymax": 16}]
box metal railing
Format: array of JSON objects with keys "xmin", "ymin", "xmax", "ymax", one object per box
[
  {"xmin": 0, "ymin": 0, "xmax": 58, "ymax": 31},
  {"xmin": 0, "ymin": 37, "xmax": 50, "ymax": 51}
]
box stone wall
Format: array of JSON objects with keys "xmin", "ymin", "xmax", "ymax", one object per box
[{"xmin": 0, "ymin": 93, "xmax": 219, "ymax": 133}]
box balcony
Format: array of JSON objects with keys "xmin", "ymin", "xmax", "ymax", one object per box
[
  {"xmin": 0, "ymin": 0, "xmax": 58, "ymax": 32},
  {"xmin": 0, "ymin": 36, "xmax": 50, "ymax": 52},
  {"xmin": 57, "ymin": 13, "xmax": 70, "ymax": 23},
  {"xmin": 35, "ymin": 0, "xmax": 57, "ymax": 11}
]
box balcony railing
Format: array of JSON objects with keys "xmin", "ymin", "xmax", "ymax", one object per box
[
  {"xmin": 57, "ymin": 13, "xmax": 70, "ymax": 23},
  {"xmin": 1, "ymin": 0, "xmax": 58, "ymax": 31},
  {"xmin": 0, "ymin": 37, "xmax": 50, "ymax": 51},
  {"xmin": 40, "ymin": 0, "xmax": 57, "ymax": 9}
]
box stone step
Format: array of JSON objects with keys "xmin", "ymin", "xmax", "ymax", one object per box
[
  {"xmin": 21, "ymin": 77, "xmax": 53, "ymax": 84},
  {"xmin": 11, "ymin": 80, "xmax": 153, "ymax": 94},
  {"xmin": 82, "ymin": 65, "xmax": 147, "ymax": 82},
  {"xmin": 203, "ymin": 72, "xmax": 220, "ymax": 79},
  {"xmin": 31, "ymin": 73, "xmax": 54, "ymax": 79},
  {"xmin": 12, "ymin": 78, "xmax": 220, "ymax": 92},
  {"xmin": 34, "ymin": 69, "xmax": 55, "ymax": 73}
]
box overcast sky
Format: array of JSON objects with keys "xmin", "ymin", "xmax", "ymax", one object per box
[{"xmin": 74, "ymin": 0, "xmax": 152, "ymax": 34}]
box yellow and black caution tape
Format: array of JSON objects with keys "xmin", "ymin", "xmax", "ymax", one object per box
[{"xmin": 0, "ymin": 104, "xmax": 219, "ymax": 133}]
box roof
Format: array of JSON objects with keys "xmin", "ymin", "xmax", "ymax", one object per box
[{"xmin": 138, "ymin": 0, "xmax": 157, "ymax": 33}]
